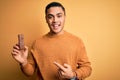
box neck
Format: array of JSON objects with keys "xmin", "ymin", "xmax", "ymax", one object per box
[{"xmin": 49, "ymin": 30, "xmax": 64, "ymax": 36}]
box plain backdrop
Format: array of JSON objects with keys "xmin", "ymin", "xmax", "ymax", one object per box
[{"xmin": 0, "ymin": 0, "xmax": 120, "ymax": 80}]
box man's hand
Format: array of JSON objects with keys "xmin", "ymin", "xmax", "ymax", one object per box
[
  {"xmin": 11, "ymin": 44, "xmax": 28, "ymax": 66},
  {"xmin": 54, "ymin": 62, "xmax": 75, "ymax": 79}
]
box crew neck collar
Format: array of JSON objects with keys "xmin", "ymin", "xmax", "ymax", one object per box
[{"xmin": 46, "ymin": 30, "xmax": 66, "ymax": 38}]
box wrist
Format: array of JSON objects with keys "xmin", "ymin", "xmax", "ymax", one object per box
[{"xmin": 20, "ymin": 59, "xmax": 28, "ymax": 66}]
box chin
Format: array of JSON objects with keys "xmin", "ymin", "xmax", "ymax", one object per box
[{"xmin": 52, "ymin": 29, "xmax": 62, "ymax": 34}]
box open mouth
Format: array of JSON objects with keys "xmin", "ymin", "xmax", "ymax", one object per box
[{"xmin": 52, "ymin": 24, "xmax": 61, "ymax": 30}]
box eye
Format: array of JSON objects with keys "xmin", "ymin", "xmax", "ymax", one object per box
[
  {"xmin": 47, "ymin": 15, "xmax": 53, "ymax": 19},
  {"xmin": 47, "ymin": 14, "xmax": 54, "ymax": 19},
  {"xmin": 57, "ymin": 14, "xmax": 62, "ymax": 18}
]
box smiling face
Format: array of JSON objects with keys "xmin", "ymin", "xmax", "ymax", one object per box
[{"xmin": 46, "ymin": 7, "xmax": 66, "ymax": 35}]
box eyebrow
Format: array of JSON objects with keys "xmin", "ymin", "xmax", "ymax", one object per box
[{"xmin": 47, "ymin": 12, "xmax": 63, "ymax": 16}]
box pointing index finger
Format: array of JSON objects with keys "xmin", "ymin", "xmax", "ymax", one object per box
[{"xmin": 53, "ymin": 62, "xmax": 66, "ymax": 72}]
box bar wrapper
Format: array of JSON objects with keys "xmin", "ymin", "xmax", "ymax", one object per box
[{"xmin": 18, "ymin": 34, "xmax": 24, "ymax": 50}]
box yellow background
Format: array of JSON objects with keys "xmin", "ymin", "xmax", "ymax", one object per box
[{"xmin": 0, "ymin": 0, "xmax": 120, "ymax": 80}]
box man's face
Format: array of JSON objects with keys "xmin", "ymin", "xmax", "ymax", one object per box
[{"xmin": 46, "ymin": 7, "xmax": 65, "ymax": 34}]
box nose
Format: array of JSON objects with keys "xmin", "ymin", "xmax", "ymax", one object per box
[{"xmin": 53, "ymin": 16, "xmax": 58, "ymax": 22}]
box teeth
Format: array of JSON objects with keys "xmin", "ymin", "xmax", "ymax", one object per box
[
  {"xmin": 52, "ymin": 24, "xmax": 59, "ymax": 30},
  {"xmin": 53, "ymin": 24, "xmax": 59, "ymax": 27}
]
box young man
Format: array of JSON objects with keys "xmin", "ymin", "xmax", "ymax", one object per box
[{"xmin": 12, "ymin": 2, "xmax": 92, "ymax": 80}]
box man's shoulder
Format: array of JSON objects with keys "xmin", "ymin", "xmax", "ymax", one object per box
[
  {"xmin": 65, "ymin": 31, "xmax": 82, "ymax": 41},
  {"xmin": 32, "ymin": 34, "xmax": 48, "ymax": 47},
  {"xmin": 66, "ymin": 31, "xmax": 85, "ymax": 47},
  {"xmin": 35, "ymin": 33, "xmax": 49, "ymax": 40}
]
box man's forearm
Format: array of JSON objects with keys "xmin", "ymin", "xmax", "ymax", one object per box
[{"xmin": 20, "ymin": 62, "xmax": 35, "ymax": 76}]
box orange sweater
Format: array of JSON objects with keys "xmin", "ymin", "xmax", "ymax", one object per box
[{"xmin": 21, "ymin": 31, "xmax": 92, "ymax": 80}]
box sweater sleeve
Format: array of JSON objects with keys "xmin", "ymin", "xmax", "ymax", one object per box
[
  {"xmin": 20, "ymin": 52, "xmax": 36, "ymax": 76},
  {"xmin": 75, "ymin": 41, "xmax": 92, "ymax": 80}
]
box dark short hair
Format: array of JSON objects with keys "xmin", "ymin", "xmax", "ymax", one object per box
[{"xmin": 45, "ymin": 2, "xmax": 66, "ymax": 15}]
